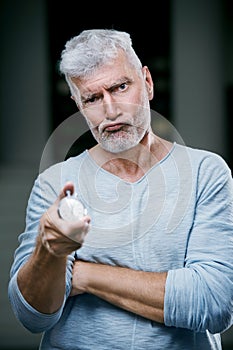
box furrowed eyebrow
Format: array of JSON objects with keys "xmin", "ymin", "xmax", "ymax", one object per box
[
  {"xmin": 108, "ymin": 78, "xmax": 132, "ymax": 90},
  {"xmin": 106, "ymin": 82, "xmax": 126, "ymax": 92},
  {"xmin": 81, "ymin": 77, "xmax": 133, "ymax": 102},
  {"xmin": 81, "ymin": 92, "xmax": 100, "ymax": 102}
]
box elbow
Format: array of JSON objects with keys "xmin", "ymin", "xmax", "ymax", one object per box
[
  {"xmin": 202, "ymin": 306, "xmax": 232, "ymax": 334},
  {"xmin": 19, "ymin": 320, "xmax": 47, "ymax": 334},
  {"xmin": 192, "ymin": 299, "xmax": 233, "ymax": 334},
  {"xmin": 8, "ymin": 282, "xmax": 63, "ymax": 334},
  {"xmin": 165, "ymin": 267, "xmax": 233, "ymax": 334},
  {"xmin": 8, "ymin": 298, "xmax": 59, "ymax": 334},
  {"xmin": 10, "ymin": 305, "xmax": 62, "ymax": 334}
]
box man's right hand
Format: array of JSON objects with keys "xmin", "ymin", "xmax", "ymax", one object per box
[{"xmin": 38, "ymin": 181, "xmax": 91, "ymax": 257}]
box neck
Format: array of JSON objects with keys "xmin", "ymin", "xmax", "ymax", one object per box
[{"xmin": 89, "ymin": 133, "xmax": 173, "ymax": 183}]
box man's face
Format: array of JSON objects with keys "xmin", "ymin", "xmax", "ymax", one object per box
[{"xmin": 72, "ymin": 51, "xmax": 153, "ymax": 153}]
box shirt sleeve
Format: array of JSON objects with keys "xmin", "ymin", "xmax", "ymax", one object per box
[
  {"xmin": 8, "ymin": 166, "xmax": 75, "ymax": 333},
  {"xmin": 164, "ymin": 153, "xmax": 233, "ymax": 334}
]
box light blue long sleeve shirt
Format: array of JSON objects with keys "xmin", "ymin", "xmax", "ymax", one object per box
[{"xmin": 8, "ymin": 143, "xmax": 233, "ymax": 349}]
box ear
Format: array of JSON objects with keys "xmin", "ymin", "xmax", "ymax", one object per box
[
  {"xmin": 71, "ymin": 95, "xmax": 80, "ymax": 110},
  {"xmin": 142, "ymin": 66, "xmax": 154, "ymax": 100}
]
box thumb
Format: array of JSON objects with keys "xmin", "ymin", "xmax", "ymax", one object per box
[{"xmin": 55, "ymin": 181, "xmax": 75, "ymax": 205}]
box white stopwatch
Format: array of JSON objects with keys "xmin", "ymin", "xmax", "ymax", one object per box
[{"xmin": 58, "ymin": 190, "xmax": 87, "ymax": 221}]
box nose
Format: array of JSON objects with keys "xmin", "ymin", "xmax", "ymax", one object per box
[{"xmin": 102, "ymin": 92, "xmax": 120, "ymax": 120}]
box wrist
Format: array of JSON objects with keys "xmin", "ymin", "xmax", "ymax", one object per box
[{"xmin": 35, "ymin": 233, "xmax": 67, "ymax": 262}]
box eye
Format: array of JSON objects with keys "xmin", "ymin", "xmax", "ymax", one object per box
[
  {"xmin": 118, "ymin": 83, "xmax": 128, "ymax": 91},
  {"xmin": 83, "ymin": 95, "xmax": 99, "ymax": 106}
]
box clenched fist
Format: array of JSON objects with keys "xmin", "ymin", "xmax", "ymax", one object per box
[{"xmin": 38, "ymin": 182, "xmax": 91, "ymax": 257}]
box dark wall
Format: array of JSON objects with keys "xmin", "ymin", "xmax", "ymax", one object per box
[{"xmin": 46, "ymin": 1, "xmax": 171, "ymax": 129}]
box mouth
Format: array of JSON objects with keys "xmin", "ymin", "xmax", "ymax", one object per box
[{"xmin": 103, "ymin": 123, "xmax": 128, "ymax": 132}]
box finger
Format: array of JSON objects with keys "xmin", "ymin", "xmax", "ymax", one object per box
[
  {"xmin": 59, "ymin": 217, "xmax": 90, "ymax": 242},
  {"xmin": 54, "ymin": 181, "xmax": 75, "ymax": 207},
  {"xmin": 40, "ymin": 224, "xmax": 83, "ymax": 256},
  {"xmin": 83, "ymin": 215, "xmax": 91, "ymax": 225},
  {"xmin": 61, "ymin": 181, "xmax": 75, "ymax": 197}
]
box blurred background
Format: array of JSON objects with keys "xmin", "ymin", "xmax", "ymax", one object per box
[{"xmin": 0, "ymin": 0, "xmax": 232, "ymax": 349}]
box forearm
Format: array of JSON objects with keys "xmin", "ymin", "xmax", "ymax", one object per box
[
  {"xmin": 72, "ymin": 261, "xmax": 167, "ymax": 323},
  {"xmin": 16, "ymin": 181, "xmax": 91, "ymax": 314},
  {"xmin": 17, "ymin": 239, "xmax": 67, "ymax": 314}
]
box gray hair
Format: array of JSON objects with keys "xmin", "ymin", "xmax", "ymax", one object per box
[{"xmin": 59, "ymin": 29, "xmax": 143, "ymax": 99}]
